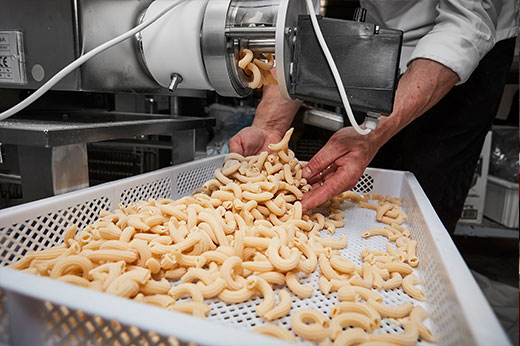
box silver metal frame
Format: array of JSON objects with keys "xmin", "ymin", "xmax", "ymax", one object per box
[
  {"xmin": 275, "ymin": 0, "xmax": 307, "ymax": 100},
  {"xmin": 202, "ymin": 0, "xmax": 251, "ymax": 97}
]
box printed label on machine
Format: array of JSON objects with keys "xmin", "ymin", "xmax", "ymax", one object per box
[{"xmin": 0, "ymin": 31, "xmax": 27, "ymax": 85}]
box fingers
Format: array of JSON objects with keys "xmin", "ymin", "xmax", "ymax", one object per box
[
  {"xmin": 301, "ymin": 165, "xmax": 361, "ymax": 210},
  {"xmin": 306, "ymin": 164, "xmax": 337, "ymax": 185},
  {"xmin": 302, "ymin": 139, "xmax": 344, "ymax": 182}
]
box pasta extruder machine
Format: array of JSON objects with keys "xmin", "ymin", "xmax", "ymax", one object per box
[
  {"xmin": 1, "ymin": 0, "xmax": 402, "ymax": 114},
  {"xmin": 138, "ymin": 0, "xmax": 403, "ymax": 114},
  {"xmin": 0, "ymin": 0, "xmax": 401, "ymax": 205}
]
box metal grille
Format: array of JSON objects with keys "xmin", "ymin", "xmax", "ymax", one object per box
[{"xmin": 293, "ymin": 138, "xmax": 327, "ymax": 162}]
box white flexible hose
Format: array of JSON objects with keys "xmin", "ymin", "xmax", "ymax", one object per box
[
  {"xmin": 304, "ymin": 0, "xmax": 371, "ymax": 135},
  {"xmin": 0, "ymin": 0, "xmax": 186, "ymax": 121}
]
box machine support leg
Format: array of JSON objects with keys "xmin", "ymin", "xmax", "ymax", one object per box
[{"xmin": 18, "ymin": 144, "xmax": 89, "ymax": 202}]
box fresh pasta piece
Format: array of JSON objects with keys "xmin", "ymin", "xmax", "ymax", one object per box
[
  {"xmin": 330, "ymin": 302, "xmax": 380, "ymax": 327},
  {"xmin": 353, "ymin": 287, "xmax": 383, "ymax": 303},
  {"xmin": 50, "ymin": 255, "xmax": 93, "ymax": 279},
  {"xmin": 329, "ymin": 255, "xmax": 355, "ymax": 274},
  {"xmin": 269, "ymin": 128, "xmax": 294, "ymax": 152},
  {"xmin": 410, "ymin": 306, "xmax": 436, "ymax": 342},
  {"xmin": 383, "ymin": 272, "xmax": 403, "ymax": 290},
  {"xmin": 258, "ymin": 271, "xmax": 285, "ymax": 286},
  {"xmin": 319, "ymin": 254, "xmax": 343, "ymax": 281},
  {"xmin": 319, "ymin": 276, "xmax": 333, "ymax": 295},
  {"xmin": 333, "ymin": 328, "xmax": 367, "ymax": 346},
  {"xmin": 286, "ymin": 271, "xmax": 313, "ymax": 298},
  {"xmin": 266, "ymin": 237, "xmax": 300, "ymax": 272},
  {"xmin": 217, "ymin": 286, "xmax": 254, "ymax": 304},
  {"xmin": 220, "ymin": 256, "xmax": 243, "ymax": 290},
  {"xmin": 168, "ymin": 283, "xmax": 204, "ymax": 303},
  {"xmin": 252, "ymin": 324, "xmax": 296, "ymax": 343},
  {"xmin": 337, "ymin": 285, "xmax": 357, "ymax": 302},
  {"xmin": 264, "ymin": 289, "xmax": 292, "ymax": 321},
  {"xmin": 367, "ymin": 320, "xmax": 418, "ymax": 346},
  {"xmin": 168, "ymin": 302, "xmax": 211, "ymax": 317},
  {"xmin": 362, "ymin": 228, "xmax": 394, "ymax": 239},
  {"xmin": 291, "ymin": 308, "xmax": 329, "ymax": 341},
  {"xmin": 197, "ymin": 277, "xmax": 226, "ymax": 299},
  {"xmin": 402, "ymin": 274, "xmax": 426, "ymax": 301},
  {"xmin": 330, "ymin": 312, "xmax": 375, "ymax": 339},
  {"xmin": 57, "ymin": 275, "xmax": 90, "ymax": 287},
  {"xmin": 406, "ymin": 240, "xmax": 419, "ymax": 267},
  {"xmin": 247, "ymin": 276, "xmax": 275, "ymax": 317},
  {"xmin": 140, "ymin": 279, "xmax": 171, "ymax": 295},
  {"xmin": 379, "ymin": 262, "xmax": 413, "ymax": 276},
  {"xmin": 367, "ymin": 298, "xmax": 413, "ymax": 318}
]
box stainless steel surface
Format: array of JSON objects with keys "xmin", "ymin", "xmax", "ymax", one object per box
[
  {"xmin": 80, "ymin": 0, "xmax": 159, "ymax": 93},
  {"xmin": 0, "ymin": 0, "xmax": 79, "ymax": 90},
  {"xmin": 18, "ymin": 144, "xmax": 89, "ymax": 202},
  {"xmin": 168, "ymin": 73, "xmax": 184, "ymax": 92},
  {"xmin": 0, "ymin": 31, "xmax": 27, "ymax": 85},
  {"xmin": 0, "ymin": 0, "xmax": 209, "ymax": 94},
  {"xmin": 302, "ymin": 107, "xmax": 344, "ymax": 131},
  {"xmin": 52, "ymin": 144, "xmax": 89, "ymax": 195},
  {"xmin": 172, "ymin": 129, "xmax": 196, "ymax": 165},
  {"xmin": 0, "ymin": 111, "xmax": 216, "ymax": 148},
  {"xmin": 202, "ymin": 0, "xmax": 250, "ymax": 98},
  {"xmin": 276, "ymin": 0, "xmax": 307, "ymax": 100},
  {"xmin": 225, "ymin": 27, "xmax": 276, "ymax": 38},
  {"xmin": 0, "ymin": 173, "xmax": 21, "ymax": 184},
  {"xmin": 248, "ymin": 39, "xmax": 276, "ymax": 53}
]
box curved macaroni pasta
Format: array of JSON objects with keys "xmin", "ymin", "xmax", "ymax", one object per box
[{"xmin": 291, "ymin": 308, "xmax": 329, "ymax": 341}]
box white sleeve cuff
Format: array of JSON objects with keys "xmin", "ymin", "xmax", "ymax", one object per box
[{"xmin": 407, "ymin": 31, "xmax": 494, "ymax": 85}]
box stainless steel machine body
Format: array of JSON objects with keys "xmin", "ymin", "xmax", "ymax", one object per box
[{"xmin": 0, "ymin": 0, "xmax": 402, "ymax": 206}]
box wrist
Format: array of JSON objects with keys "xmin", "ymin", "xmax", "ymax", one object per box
[
  {"xmin": 367, "ymin": 114, "xmax": 401, "ymax": 151},
  {"xmin": 251, "ymin": 119, "xmax": 287, "ymax": 137}
]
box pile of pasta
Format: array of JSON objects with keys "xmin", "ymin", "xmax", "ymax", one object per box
[
  {"xmin": 11, "ymin": 128, "xmax": 435, "ymax": 345},
  {"xmin": 238, "ymin": 48, "xmax": 277, "ymax": 89}
]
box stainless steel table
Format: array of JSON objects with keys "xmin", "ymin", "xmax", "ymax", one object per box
[{"xmin": 0, "ymin": 110, "xmax": 215, "ymax": 202}]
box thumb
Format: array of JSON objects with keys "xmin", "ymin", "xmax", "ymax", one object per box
[
  {"xmin": 228, "ymin": 135, "xmax": 244, "ymax": 155},
  {"xmin": 302, "ymin": 142, "xmax": 340, "ymax": 180}
]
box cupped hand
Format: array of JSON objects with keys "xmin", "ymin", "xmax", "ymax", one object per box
[
  {"xmin": 301, "ymin": 127, "xmax": 382, "ymax": 210},
  {"xmin": 229, "ymin": 126, "xmax": 284, "ymax": 156}
]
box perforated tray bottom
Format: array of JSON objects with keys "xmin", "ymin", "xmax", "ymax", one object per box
[{"xmin": 196, "ymin": 201, "xmax": 433, "ymax": 345}]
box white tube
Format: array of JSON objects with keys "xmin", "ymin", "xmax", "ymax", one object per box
[
  {"xmin": 0, "ymin": 0, "xmax": 187, "ymax": 121},
  {"xmin": 304, "ymin": 0, "xmax": 371, "ymax": 135}
]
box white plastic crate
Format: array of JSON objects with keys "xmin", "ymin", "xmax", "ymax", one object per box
[
  {"xmin": 0, "ymin": 155, "xmax": 509, "ymax": 346},
  {"xmin": 484, "ymin": 175, "xmax": 519, "ymax": 229}
]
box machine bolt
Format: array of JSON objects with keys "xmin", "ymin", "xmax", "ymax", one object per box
[{"xmin": 168, "ymin": 73, "xmax": 183, "ymax": 93}]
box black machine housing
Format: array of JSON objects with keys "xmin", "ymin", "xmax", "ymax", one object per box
[{"xmin": 290, "ymin": 16, "xmax": 403, "ymax": 114}]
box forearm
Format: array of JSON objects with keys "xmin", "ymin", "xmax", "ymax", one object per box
[
  {"xmin": 252, "ymin": 84, "xmax": 302, "ymax": 136},
  {"xmin": 369, "ymin": 58, "xmax": 460, "ymax": 149}
]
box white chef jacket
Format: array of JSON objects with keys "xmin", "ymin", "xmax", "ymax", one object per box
[{"xmin": 360, "ymin": 0, "xmax": 518, "ymax": 84}]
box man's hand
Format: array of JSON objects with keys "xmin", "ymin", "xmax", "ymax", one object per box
[
  {"xmin": 229, "ymin": 126, "xmax": 284, "ymax": 156},
  {"xmin": 301, "ymin": 58, "xmax": 459, "ymax": 210},
  {"xmin": 228, "ymin": 83, "xmax": 302, "ymax": 156},
  {"xmin": 301, "ymin": 127, "xmax": 381, "ymax": 210}
]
